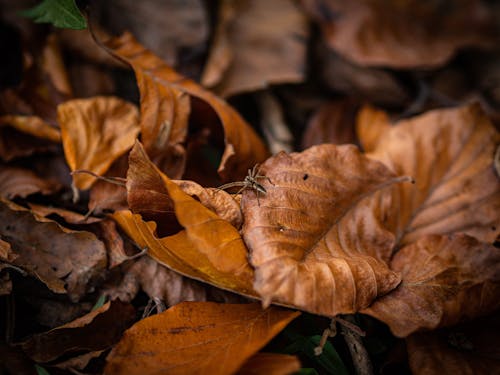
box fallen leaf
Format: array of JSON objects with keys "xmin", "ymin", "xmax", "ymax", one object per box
[
  {"xmin": 0, "ymin": 199, "xmax": 106, "ymax": 300},
  {"xmin": 0, "ymin": 126, "xmax": 59, "ymax": 161},
  {"xmin": 237, "ymin": 353, "xmax": 301, "ymax": 375},
  {"xmin": 303, "ymin": 0, "xmax": 497, "ymax": 68},
  {"xmin": 20, "ymin": 300, "xmax": 135, "ymax": 363},
  {"xmin": 27, "ymin": 203, "xmax": 101, "ymax": 224},
  {"xmin": 355, "ymin": 105, "xmax": 391, "ymax": 153},
  {"xmin": 202, "ymin": 0, "xmax": 308, "ymax": 97},
  {"xmin": 406, "ymin": 314, "xmax": 500, "ymax": 375},
  {"xmin": 359, "ymin": 103, "xmax": 500, "ymax": 246},
  {"xmin": 242, "ymin": 144, "xmax": 405, "ymax": 316},
  {"xmin": 362, "ymin": 234, "xmax": 500, "ymax": 337},
  {"xmin": 104, "ymin": 302, "xmax": 300, "ymax": 375},
  {"xmin": 58, "ymin": 96, "xmax": 139, "ymax": 190},
  {"xmin": 53, "ymin": 350, "xmax": 105, "ymax": 373},
  {"xmin": 0, "ymin": 166, "xmax": 59, "ymax": 199},
  {"xmin": 0, "ymin": 115, "xmax": 61, "ymax": 142},
  {"xmin": 105, "ymin": 32, "xmax": 269, "ymax": 180}
]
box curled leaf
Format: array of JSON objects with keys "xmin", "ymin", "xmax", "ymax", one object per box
[{"xmin": 105, "ymin": 302, "xmax": 300, "ymax": 375}]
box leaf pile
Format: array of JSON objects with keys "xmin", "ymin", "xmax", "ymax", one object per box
[{"xmin": 1, "ymin": 1, "xmax": 499, "ymax": 374}]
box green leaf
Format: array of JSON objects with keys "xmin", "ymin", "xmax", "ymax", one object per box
[
  {"xmin": 92, "ymin": 294, "xmax": 107, "ymax": 311},
  {"xmin": 35, "ymin": 365, "xmax": 51, "ymax": 375},
  {"xmin": 21, "ymin": 0, "xmax": 87, "ymax": 30}
]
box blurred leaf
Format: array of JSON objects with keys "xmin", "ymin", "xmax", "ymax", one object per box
[
  {"xmin": 35, "ymin": 365, "xmax": 51, "ymax": 375},
  {"xmin": 22, "ymin": 0, "xmax": 87, "ymax": 30}
]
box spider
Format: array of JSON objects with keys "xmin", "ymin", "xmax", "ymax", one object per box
[{"xmin": 217, "ymin": 164, "xmax": 274, "ymax": 205}]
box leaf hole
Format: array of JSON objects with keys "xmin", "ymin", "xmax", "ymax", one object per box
[{"xmin": 303, "ymin": 174, "xmax": 309, "ymax": 180}]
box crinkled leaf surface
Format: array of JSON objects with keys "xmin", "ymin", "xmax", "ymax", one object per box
[
  {"xmin": 0, "ymin": 199, "xmax": 106, "ymax": 300},
  {"xmin": 58, "ymin": 96, "xmax": 139, "ymax": 190},
  {"xmin": 105, "ymin": 302, "xmax": 300, "ymax": 375},
  {"xmin": 105, "ymin": 32, "xmax": 269, "ymax": 180},
  {"xmin": 362, "ymin": 234, "xmax": 500, "ymax": 337},
  {"xmin": 202, "ymin": 0, "xmax": 308, "ymax": 97},
  {"xmin": 406, "ymin": 314, "xmax": 500, "ymax": 375},
  {"xmin": 242, "ymin": 144, "xmax": 405, "ymax": 316}
]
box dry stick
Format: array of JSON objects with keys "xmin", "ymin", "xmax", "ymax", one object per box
[{"xmin": 340, "ymin": 315, "xmax": 373, "ymax": 375}]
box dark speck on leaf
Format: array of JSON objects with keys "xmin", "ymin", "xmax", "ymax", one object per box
[{"xmin": 303, "ymin": 174, "xmax": 309, "ymax": 180}]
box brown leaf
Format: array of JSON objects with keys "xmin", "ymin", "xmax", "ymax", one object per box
[
  {"xmin": 355, "ymin": 105, "xmax": 391, "ymax": 153},
  {"xmin": 58, "ymin": 96, "xmax": 139, "ymax": 190},
  {"xmin": 202, "ymin": 0, "xmax": 308, "ymax": 97},
  {"xmin": 105, "ymin": 32, "xmax": 269, "ymax": 180},
  {"xmin": 104, "ymin": 302, "xmax": 300, "ymax": 375},
  {"xmin": 242, "ymin": 144, "xmax": 405, "ymax": 316},
  {"xmin": 20, "ymin": 300, "xmax": 135, "ymax": 363},
  {"xmin": 0, "ymin": 115, "xmax": 61, "ymax": 142},
  {"xmin": 237, "ymin": 353, "xmax": 301, "ymax": 375},
  {"xmin": 0, "ymin": 166, "xmax": 60, "ymax": 199},
  {"xmin": 303, "ymin": 0, "xmax": 497, "ymax": 68},
  {"xmin": 0, "ymin": 126, "xmax": 59, "ymax": 161},
  {"xmin": 406, "ymin": 314, "xmax": 500, "ymax": 375},
  {"xmin": 0, "ymin": 199, "xmax": 106, "ymax": 300},
  {"xmin": 362, "ymin": 234, "xmax": 500, "ymax": 337},
  {"xmin": 103, "ymin": 256, "xmax": 209, "ymax": 306},
  {"xmin": 27, "ymin": 203, "xmax": 101, "ymax": 224},
  {"xmin": 301, "ymin": 99, "xmax": 359, "ymax": 149},
  {"xmin": 360, "ymin": 104, "xmax": 500, "ymax": 246}
]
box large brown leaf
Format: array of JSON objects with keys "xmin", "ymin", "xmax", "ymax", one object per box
[
  {"xmin": 105, "ymin": 32, "xmax": 269, "ymax": 180},
  {"xmin": 406, "ymin": 314, "xmax": 500, "ymax": 375},
  {"xmin": 359, "ymin": 104, "xmax": 500, "ymax": 246},
  {"xmin": 58, "ymin": 96, "xmax": 139, "ymax": 190},
  {"xmin": 201, "ymin": 0, "xmax": 308, "ymax": 97},
  {"xmin": 242, "ymin": 144, "xmax": 406, "ymax": 316},
  {"xmin": 104, "ymin": 302, "xmax": 300, "ymax": 375},
  {"xmin": 362, "ymin": 234, "xmax": 500, "ymax": 337},
  {"xmin": 0, "ymin": 199, "xmax": 106, "ymax": 300},
  {"xmin": 303, "ymin": 0, "xmax": 497, "ymax": 68}
]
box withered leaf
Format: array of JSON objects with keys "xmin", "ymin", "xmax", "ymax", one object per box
[
  {"xmin": 0, "ymin": 115, "xmax": 61, "ymax": 142},
  {"xmin": 20, "ymin": 300, "xmax": 135, "ymax": 363},
  {"xmin": 0, "ymin": 166, "xmax": 60, "ymax": 199},
  {"xmin": 202, "ymin": 0, "xmax": 308, "ymax": 97},
  {"xmin": 406, "ymin": 314, "xmax": 500, "ymax": 375},
  {"xmin": 238, "ymin": 353, "xmax": 301, "ymax": 375},
  {"xmin": 303, "ymin": 0, "xmax": 497, "ymax": 68},
  {"xmin": 0, "ymin": 199, "xmax": 106, "ymax": 301},
  {"xmin": 58, "ymin": 96, "xmax": 139, "ymax": 190},
  {"xmin": 242, "ymin": 144, "xmax": 405, "ymax": 316},
  {"xmin": 105, "ymin": 32, "xmax": 269, "ymax": 180},
  {"xmin": 359, "ymin": 104, "xmax": 500, "ymax": 246},
  {"xmin": 105, "ymin": 302, "xmax": 300, "ymax": 375},
  {"xmin": 362, "ymin": 234, "xmax": 500, "ymax": 337}
]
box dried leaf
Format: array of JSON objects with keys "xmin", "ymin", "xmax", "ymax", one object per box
[
  {"xmin": 105, "ymin": 32, "xmax": 269, "ymax": 180},
  {"xmin": 202, "ymin": 0, "xmax": 308, "ymax": 97},
  {"xmin": 20, "ymin": 300, "xmax": 135, "ymax": 363},
  {"xmin": 27, "ymin": 203, "xmax": 101, "ymax": 224},
  {"xmin": 355, "ymin": 105, "xmax": 391, "ymax": 153},
  {"xmin": 0, "ymin": 199, "xmax": 106, "ymax": 300},
  {"xmin": 242, "ymin": 144, "xmax": 405, "ymax": 316},
  {"xmin": 303, "ymin": 0, "xmax": 497, "ymax": 68},
  {"xmin": 0, "ymin": 115, "xmax": 61, "ymax": 142},
  {"xmin": 406, "ymin": 314, "xmax": 500, "ymax": 375},
  {"xmin": 360, "ymin": 104, "xmax": 500, "ymax": 246},
  {"xmin": 238, "ymin": 353, "xmax": 301, "ymax": 375},
  {"xmin": 0, "ymin": 126, "xmax": 58, "ymax": 161},
  {"xmin": 105, "ymin": 302, "xmax": 300, "ymax": 375},
  {"xmin": 0, "ymin": 166, "xmax": 59, "ymax": 199},
  {"xmin": 362, "ymin": 234, "xmax": 500, "ymax": 337},
  {"xmin": 58, "ymin": 96, "xmax": 139, "ymax": 190}
]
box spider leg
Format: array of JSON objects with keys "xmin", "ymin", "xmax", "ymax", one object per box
[
  {"xmin": 256, "ymin": 190, "xmax": 261, "ymax": 206},
  {"xmin": 236, "ymin": 186, "xmax": 247, "ymax": 195},
  {"xmin": 217, "ymin": 181, "xmax": 246, "ymax": 191},
  {"xmin": 256, "ymin": 175, "xmax": 274, "ymax": 186}
]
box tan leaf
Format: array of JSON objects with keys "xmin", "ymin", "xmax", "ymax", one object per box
[
  {"xmin": 202, "ymin": 0, "xmax": 308, "ymax": 97},
  {"xmin": 303, "ymin": 0, "xmax": 497, "ymax": 68},
  {"xmin": 237, "ymin": 353, "xmax": 301, "ymax": 375},
  {"xmin": 360, "ymin": 104, "xmax": 500, "ymax": 246},
  {"xmin": 0, "ymin": 166, "xmax": 59, "ymax": 199},
  {"xmin": 406, "ymin": 314, "xmax": 500, "ymax": 375},
  {"xmin": 0, "ymin": 115, "xmax": 61, "ymax": 142},
  {"xmin": 242, "ymin": 144, "xmax": 406, "ymax": 316},
  {"xmin": 362, "ymin": 234, "xmax": 500, "ymax": 337},
  {"xmin": 58, "ymin": 96, "xmax": 139, "ymax": 190},
  {"xmin": 104, "ymin": 302, "xmax": 300, "ymax": 375},
  {"xmin": 105, "ymin": 32, "xmax": 269, "ymax": 180},
  {"xmin": 20, "ymin": 300, "xmax": 135, "ymax": 363},
  {"xmin": 0, "ymin": 199, "xmax": 106, "ymax": 300}
]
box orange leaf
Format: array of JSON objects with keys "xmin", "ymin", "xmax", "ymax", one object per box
[
  {"xmin": 105, "ymin": 32, "xmax": 269, "ymax": 180},
  {"xmin": 359, "ymin": 104, "xmax": 500, "ymax": 246},
  {"xmin": 242, "ymin": 144, "xmax": 406, "ymax": 316},
  {"xmin": 237, "ymin": 353, "xmax": 301, "ymax": 375},
  {"xmin": 104, "ymin": 302, "xmax": 300, "ymax": 375},
  {"xmin": 58, "ymin": 96, "xmax": 139, "ymax": 190},
  {"xmin": 0, "ymin": 115, "xmax": 61, "ymax": 142},
  {"xmin": 362, "ymin": 234, "xmax": 500, "ymax": 337}
]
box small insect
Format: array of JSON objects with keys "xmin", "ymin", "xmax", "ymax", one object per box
[{"xmin": 218, "ymin": 164, "xmax": 274, "ymax": 205}]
